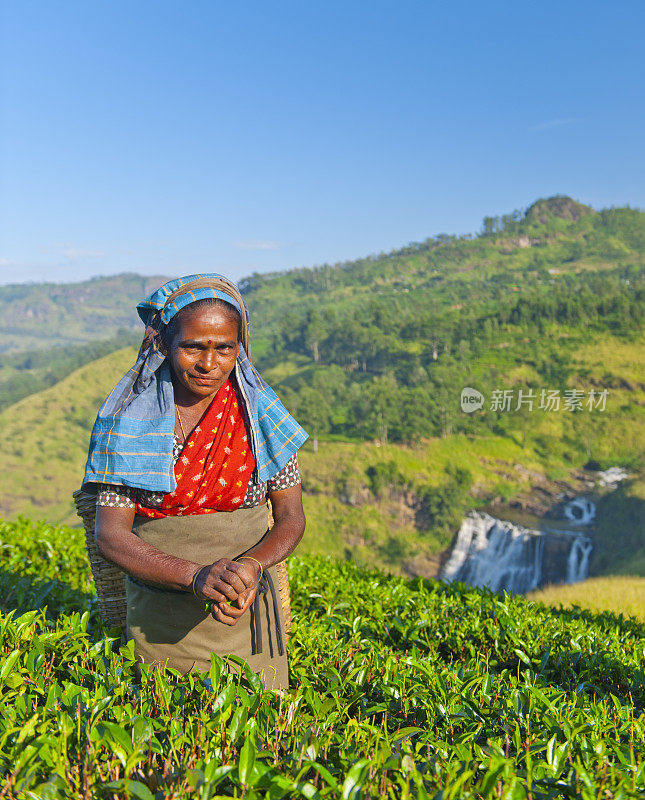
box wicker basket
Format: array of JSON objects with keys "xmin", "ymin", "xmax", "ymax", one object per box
[
  {"xmin": 73, "ymin": 489, "xmax": 128, "ymax": 630},
  {"xmin": 74, "ymin": 489, "xmax": 292, "ymax": 637}
]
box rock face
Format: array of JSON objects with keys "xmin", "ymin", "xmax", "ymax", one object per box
[{"xmin": 441, "ymin": 511, "xmax": 592, "ymax": 595}]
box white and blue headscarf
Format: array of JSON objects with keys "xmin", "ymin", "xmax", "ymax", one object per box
[{"xmin": 83, "ymin": 273, "xmax": 308, "ymax": 493}]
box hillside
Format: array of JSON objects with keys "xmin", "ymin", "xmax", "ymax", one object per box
[
  {"xmin": 0, "ymin": 347, "xmax": 138, "ymax": 522},
  {"xmin": 241, "ymin": 198, "xmax": 644, "ymax": 360},
  {"xmin": 1, "ymin": 195, "xmax": 643, "ymax": 576},
  {"xmin": 0, "ymin": 335, "xmax": 643, "ymax": 578},
  {"xmin": 1, "ymin": 517, "xmax": 643, "ymax": 797},
  {"xmin": 0, "ymin": 273, "xmax": 167, "ymax": 354},
  {"xmin": 0, "ymin": 330, "xmax": 142, "ymax": 413}
]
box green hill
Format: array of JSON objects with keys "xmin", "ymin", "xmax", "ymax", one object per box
[
  {"xmin": 0, "ymin": 335, "xmax": 642, "ymax": 578},
  {"xmin": 0, "ymin": 347, "xmax": 138, "ymax": 523},
  {"xmin": 0, "ymin": 330, "xmax": 142, "ymax": 413},
  {"xmin": 0, "ymin": 272, "xmax": 168, "ymax": 354},
  {"xmin": 1, "ymin": 196, "xmax": 643, "ymax": 575}
]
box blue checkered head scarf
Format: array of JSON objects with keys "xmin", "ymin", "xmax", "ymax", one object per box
[{"xmin": 83, "ymin": 273, "xmax": 308, "ymax": 493}]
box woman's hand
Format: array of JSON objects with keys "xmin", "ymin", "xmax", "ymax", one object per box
[
  {"xmin": 94, "ymin": 506, "xmax": 265, "ymax": 624},
  {"xmin": 193, "ymin": 558, "xmax": 257, "ymax": 606},
  {"xmin": 193, "ymin": 557, "xmax": 260, "ymax": 625},
  {"xmin": 205, "ymin": 485, "xmax": 306, "ymax": 626},
  {"xmin": 210, "ymin": 582, "xmax": 259, "ymax": 626}
]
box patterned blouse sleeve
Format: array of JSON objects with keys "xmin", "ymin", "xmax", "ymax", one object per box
[
  {"xmin": 96, "ymin": 483, "xmax": 138, "ymax": 508},
  {"xmin": 266, "ymin": 453, "xmax": 301, "ymax": 492}
]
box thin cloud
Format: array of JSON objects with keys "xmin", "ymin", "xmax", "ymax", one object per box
[
  {"xmin": 530, "ymin": 118, "xmax": 577, "ymax": 132},
  {"xmin": 60, "ymin": 246, "xmax": 105, "ymax": 260},
  {"xmin": 233, "ymin": 239, "xmax": 281, "ymax": 251}
]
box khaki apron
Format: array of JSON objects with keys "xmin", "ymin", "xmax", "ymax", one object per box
[{"xmin": 126, "ymin": 504, "xmax": 288, "ymax": 690}]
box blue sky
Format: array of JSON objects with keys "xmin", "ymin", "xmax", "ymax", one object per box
[{"xmin": 1, "ymin": 0, "xmax": 643, "ymax": 285}]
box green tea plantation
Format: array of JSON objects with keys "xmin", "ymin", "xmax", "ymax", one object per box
[{"xmin": 1, "ymin": 518, "xmax": 643, "ymax": 799}]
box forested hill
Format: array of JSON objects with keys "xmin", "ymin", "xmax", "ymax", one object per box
[
  {"xmin": 2, "ymin": 195, "xmax": 644, "ymax": 446},
  {"xmin": 0, "ymin": 273, "xmax": 168, "ymax": 354},
  {"xmin": 241, "ymin": 196, "xmax": 644, "ymax": 448},
  {"xmin": 2, "ymin": 195, "xmax": 643, "ymax": 359},
  {"xmin": 239, "ymin": 195, "xmax": 643, "ymax": 342},
  {"xmin": 1, "ymin": 195, "xmax": 643, "ymax": 575}
]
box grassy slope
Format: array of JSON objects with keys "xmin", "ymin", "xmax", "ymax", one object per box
[
  {"xmin": 0, "ymin": 331, "xmax": 142, "ymax": 413},
  {"xmin": 0, "ymin": 273, "xmax": 167, "ymax": 354},
  {"xmin": 528, "ymin": 575, "xmax": 645, "ymax": 622},
  {"xmin": 0, "ymin": 347, "xmax": 138, "ymax": 523},
  {"xmin": 1, "ymin": 199, "xmax": 643, "ymax": 575},
  {"xmin": 1, "ymin": 335, "xmax": 642, "ymax": 579},
  {"xmin": 523, "ymin": 332, "xmax": 645, "ymax": 468}
]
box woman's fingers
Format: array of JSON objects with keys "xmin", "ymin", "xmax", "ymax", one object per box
[
  {"xmin": 195, "ymin": 565, "xmax": 237, "ymax": 602},
  {"xmin": 210, "ymin": 586, "xmax": 257, "ymax": 625},
  {"xmin": 194, "ymin": 559, "xmax": 258, "ymax": 605},
  {"xmin": 198, "ymin": 560, "xmax": 241, "ymax": 598},
  {"xmin": 220, "ymin": 566, "xmax": 249, "ymax": 594},
  {"xmin": 236, "ymin": 586, "xmax": 257, "ymax": 610},
  {"xmin": 224, "ymin": 560, "xmax": 257, "ymax": 589},
  {"xmin": 200, "ymin": 583, "xmax": 234, "ymax": 604},
  {"xmin": 210, "ymin": 601, "xmax": 244, "ymax": 625}
]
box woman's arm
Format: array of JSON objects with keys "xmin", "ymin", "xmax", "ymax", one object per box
[
  {"xmin": 207, "ymin": 484, "xmax": 305, "ymax": 626},
  {"xmin": 237, "ymin": 483, "xmax": 306, "ymax": 572},
  {"xmin": 95, "ymin": 505, "xmax": 256, "ymax": 605},
  {"xmin": 94, "ymin": 482, "xmax": 305, "ymax": 626}
]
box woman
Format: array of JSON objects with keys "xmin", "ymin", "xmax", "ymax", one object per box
[{"xmin": 84, "ymin": 274, "xmax": 308, "ymax": 690}]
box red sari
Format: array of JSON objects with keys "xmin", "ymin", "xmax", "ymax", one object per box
[{"xmin": 136, "ymin": 380, "xmax": 255, "ymax": 518}]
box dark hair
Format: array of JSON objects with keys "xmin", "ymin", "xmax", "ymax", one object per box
[{"xmin": 161, "ymin": 297, "xmax": 243, "ymax": 348}]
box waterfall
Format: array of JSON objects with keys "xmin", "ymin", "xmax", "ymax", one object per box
[
  {"xmin": 441, "ymin": 511, "xmax": 592, "ymax": 595},
  {"xmin": 566, "ymin": 537, "xmax": 593, "ymax": 583},
  {"xmin": 563, "ymin": 497, "xmax": 595, "ymax": 524}
]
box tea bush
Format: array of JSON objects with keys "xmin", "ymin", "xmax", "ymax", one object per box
[{"xmin": 1, "ymin": 518, "xmax": 643, "ymax": 798}]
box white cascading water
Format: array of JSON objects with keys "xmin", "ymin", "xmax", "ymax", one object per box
[
  {"xmin": 441, "ymin": 510, "xmax": 592, "ymax": 595},
  {"xmin": 566, "ymin": 537, "xmax": 593, "ymax": 584}
]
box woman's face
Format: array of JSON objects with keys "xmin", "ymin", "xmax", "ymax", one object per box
[{"xmin": 167, "ymin": 305, "xmax": 239, "ymax": 403}]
